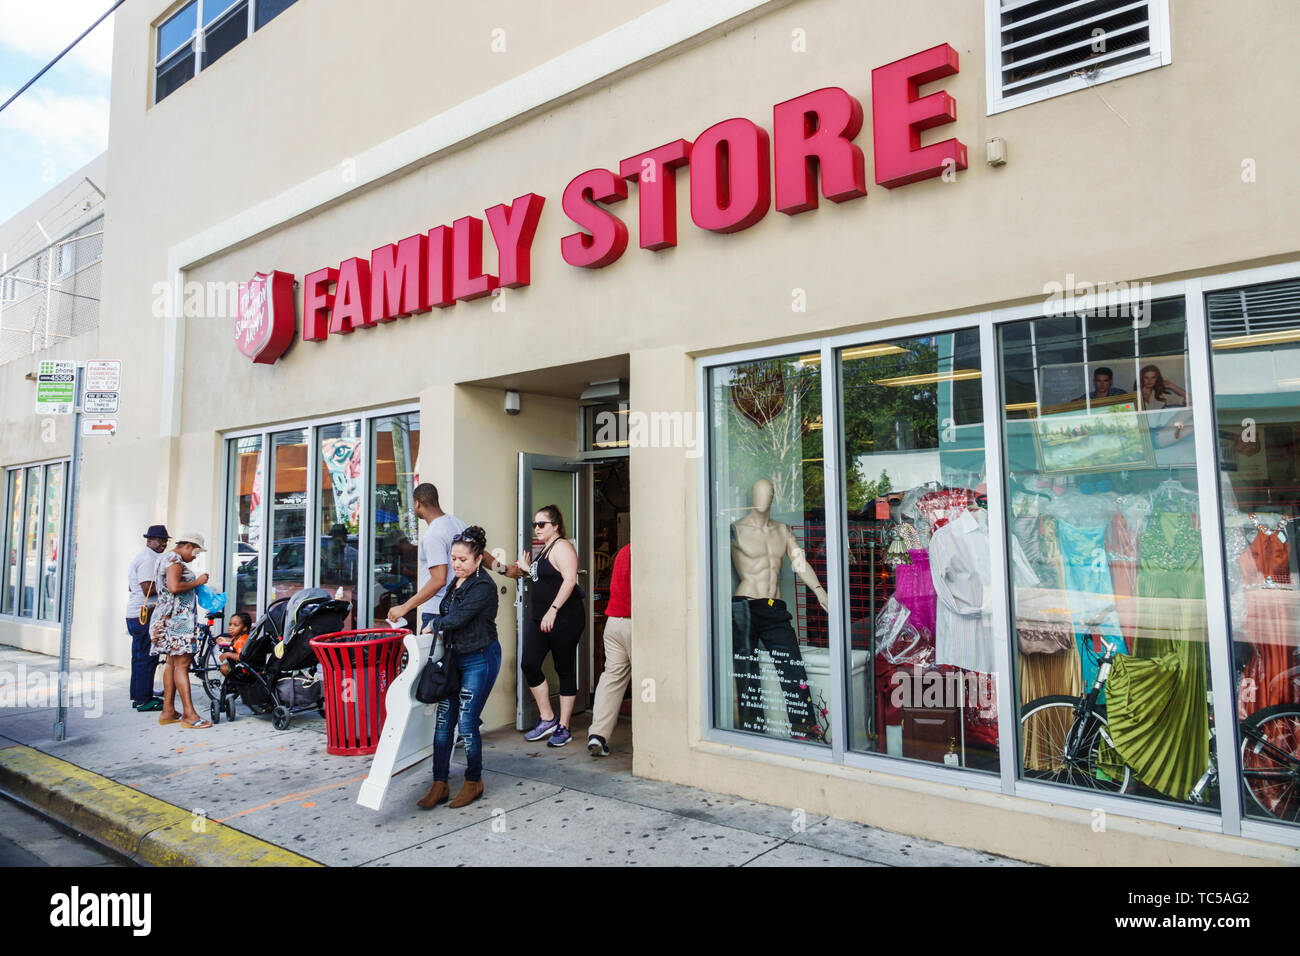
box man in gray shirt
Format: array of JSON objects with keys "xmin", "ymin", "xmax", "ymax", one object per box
[{"xmin": 386, "ymin": 484, "xmax": 517, "ymax": 630}]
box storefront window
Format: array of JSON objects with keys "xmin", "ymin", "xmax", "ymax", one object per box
[
  {"xmin": 316, "ymin": 421, "xmax": 361, "ymax": 608},
  {"xmin": 226, "ymin": 435, "xmax": 264, "ymax": 620},
  {"xmin": 1208, "ymin": 277, "xmax": 1300, "ymax": 825},
  {"xmin": 2, "ymin": 470, "xmax": 21, "ymax": 615},
  {"xmin": 840, "ymin": 332, "xmax": 996, "ymax": 771},
  {"xmin": 269, "ymin": 429, "xmax": 309, "ymax": 602},
  {"xmin": 1000, "ymin": 298, "xmax": 1217, "ymax": 809},
  {"xmin": 708, "ymin": 353, "xmax": 831, "ymax": 745},
  {"xmin": 369, "ymin": 413, "xmax": 420, "ymax": 628},
  {"xmin": 39, "ymin": 463, "xmax": 64, "ymax": 621},
  {"xmin": 20, "ymin": 466, "xmax": 40, "ymax": 617}
]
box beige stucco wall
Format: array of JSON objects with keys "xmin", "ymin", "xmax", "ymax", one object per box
[{"xmin": 4, "ymin": 0, "xmax": 1299, "ymax": 862}]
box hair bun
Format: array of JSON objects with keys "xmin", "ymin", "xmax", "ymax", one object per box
[{"xmin": 463, "ymin": 525, "xmax": 487, "ymax": 547}]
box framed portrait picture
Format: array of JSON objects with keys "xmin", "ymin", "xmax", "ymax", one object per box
[{"xmin": 1031, "ymin": 400, "xmax": 1156, "ymax": 474}]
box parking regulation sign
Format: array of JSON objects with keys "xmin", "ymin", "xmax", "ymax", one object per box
[
  {"xmin": 35, "ymin": 360, "xmax": 76, "ymax": 415},
  {"xmin": 84, "ymin": 391, "xmax": 119, "ymax": 414}
]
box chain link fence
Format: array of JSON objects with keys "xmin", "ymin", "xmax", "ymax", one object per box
[{"xmin": 0, "ymin": 214, "xmax": 103, "ymax": 367}]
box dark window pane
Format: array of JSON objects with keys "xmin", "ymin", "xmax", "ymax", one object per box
[
  {"xmin": 255, "ymin": 0, "xmax": 297, "ymax": 29},
  {"xmin": 201, "ymin": 3, "xmax": 248, "ymax": 69},
  {"xmin": 155, "ymin": 50, "xmax": 195, "ymax": 103}
]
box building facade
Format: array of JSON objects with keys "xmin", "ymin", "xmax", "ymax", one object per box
[{"xmin": 2, "ymin": 0, "xmax": 1299, "ymax": 864}]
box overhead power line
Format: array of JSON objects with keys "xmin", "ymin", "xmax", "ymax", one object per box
[{"xmin": 0, "ymin": 0, "xmax": 125, "ymax": 118}]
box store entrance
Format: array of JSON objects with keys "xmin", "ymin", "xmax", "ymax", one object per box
[
  {"xmin": 514, "ymin": 453, "xmax": 631, "ymax": 746},
  {"xmin": 588, "ymin": 457, "xmax": 631, "ymax": 741}
]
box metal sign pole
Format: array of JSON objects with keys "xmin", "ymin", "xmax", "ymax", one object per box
[{"xmin": 53, "ymin": 364, "xmax": 84, "ymax": 742}]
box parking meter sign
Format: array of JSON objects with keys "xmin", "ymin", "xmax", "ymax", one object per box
[{"xmin": 36, "ymin": 360, "xmax": 76, "ymax": 415}]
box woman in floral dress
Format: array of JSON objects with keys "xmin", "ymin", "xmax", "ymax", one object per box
[{"xmin": 149, "ymin": 532, "xmax": 211, "ymax": 729}]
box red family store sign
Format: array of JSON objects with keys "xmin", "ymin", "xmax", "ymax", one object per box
[{"xmin": 237, "ymin": 44, "xmax": 967, "ymax": 364}]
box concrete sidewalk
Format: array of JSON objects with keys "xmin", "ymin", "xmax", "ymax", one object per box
[{"xmin": 0, "ymin": 644, "xmax": 1029, "ymax": 867}]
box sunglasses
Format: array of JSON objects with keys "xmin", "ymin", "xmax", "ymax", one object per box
[{"xmin": 533, "ymin": 520, "xmax": 553, "ymax": 528}]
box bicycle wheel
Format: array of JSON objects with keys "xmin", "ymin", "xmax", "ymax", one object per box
[
  {"xmin": 1240, "ymin": 705, "xmax": 1300, "ymax": 823},
  {"xmin": 195, "ymin": 639, "xmax": 224, "ymax": 702},
  {"xmin": 1020, "ymin": 695, "xmax": 1131, "ymax": 793}
]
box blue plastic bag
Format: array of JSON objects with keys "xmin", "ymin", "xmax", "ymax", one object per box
[{"xmin": 195, "ymin": 585, "xmax": 227, "ymax": 615}]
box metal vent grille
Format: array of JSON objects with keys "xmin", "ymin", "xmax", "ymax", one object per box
[
  {"xmin": 1207, "ymin": 279, "xmax": 1300, "ymax": 340},
  {"xmin": 997, "ymin": 0, "xmax": 1154, "ymax": 98}
]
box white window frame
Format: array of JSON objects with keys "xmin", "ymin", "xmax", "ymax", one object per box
[
  {"xmin": 218, "ymin": 402, "xmax": 418, "ymax": 628},
  {"xmin": 696, "ymin": 258, "xmax": 1300, "ymax": 849},
  {"xmin": 984, "ymin": 0, "xmax": 1173, "ymax": 115},
  {"xmin": 0, "ymin": 458, "xmax": 71, "ymax": 627},
  {"xmin": 152, "ymin": 0, "xmax": 295, "ymax": 104}
]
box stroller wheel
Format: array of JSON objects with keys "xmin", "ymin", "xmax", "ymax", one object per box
[
  {"xmin": 272, "ymin": 705, "xmax": 291, "ymax": 731},
  {"xmin": 210, "ymin": 700, "xmax": 220, "ymax": 725},
  {"xmin": 225, "ymin": 697, "xmax": 236, "ymax": 722}
]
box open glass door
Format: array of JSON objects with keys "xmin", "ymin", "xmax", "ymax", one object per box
[{"xmin": 517, "ymin": 453, "xmax": 590, "ymax": 729}]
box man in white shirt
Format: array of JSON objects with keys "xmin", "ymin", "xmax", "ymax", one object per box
[{"xmin": 127, "ymin": 525, "xmax": 169, "ymax": 711}]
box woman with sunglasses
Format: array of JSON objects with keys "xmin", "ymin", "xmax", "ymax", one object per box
[
  {"xmin": 517, "ymin": 504, "xmax": 585, "ymax": 747},
  {"xmin": 416, "ymin": 525, "xmax": 501, "ymax": 810}
]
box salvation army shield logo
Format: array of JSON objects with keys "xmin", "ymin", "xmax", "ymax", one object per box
[{"xmin": 236, "ymin": 271, "xmax": 296, "ymax": 365}]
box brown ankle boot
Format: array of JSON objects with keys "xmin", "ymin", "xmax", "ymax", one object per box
[
  {"xmin": 417, "ymin": 780, "xmax": 450, "ymax": 809},
  {"xmin": 448, "ymin": 779, "xmax": 484, "ymax": 808}
]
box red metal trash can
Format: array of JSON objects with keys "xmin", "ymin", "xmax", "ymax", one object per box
[{"xmin": 310, "ymin": 628, "xmax": 409, "ymax": 756}]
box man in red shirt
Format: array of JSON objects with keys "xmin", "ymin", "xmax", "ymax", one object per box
[{"xmin": 588, "ymin": 543, "xmax": 631, "ymax": 756}]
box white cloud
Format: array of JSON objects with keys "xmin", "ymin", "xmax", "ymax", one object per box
[
  {"xmin": 0, "ymin": 0, "xmax": 116, "ymax": 78},
  {"xmin": 0, "ymin": 86, "xmax": 109, "ymax": 165}
]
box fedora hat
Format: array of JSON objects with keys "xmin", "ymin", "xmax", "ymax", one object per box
[
  {"xmin": 174, "ymin": 531, "xmax": 206, "ymax": 552},
  {"xmin": 143, "ymin": 525, "xmax": 170, "ymax": 540}
]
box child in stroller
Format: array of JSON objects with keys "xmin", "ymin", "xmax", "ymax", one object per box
[
  {"xmin": 211, "ymin": 588, "xmax": 350, "ymax": 730},
  {"xmin": 217, "ymin": 611, "xmax": 253, "ymax": 675}
]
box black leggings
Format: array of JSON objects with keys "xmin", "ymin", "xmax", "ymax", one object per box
[{"xmin": 522, "ymin": 603, "xmax": 585, "ymax": 697}]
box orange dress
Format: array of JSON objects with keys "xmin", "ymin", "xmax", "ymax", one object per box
[{"xmin": 1238, "ymin": 522, "xmax": 1299, "ymax": 714}]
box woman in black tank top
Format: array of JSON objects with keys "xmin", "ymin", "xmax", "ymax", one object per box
[{"xmin": 517, "ymin": 504, "xmax": 585, "ymax": 747}]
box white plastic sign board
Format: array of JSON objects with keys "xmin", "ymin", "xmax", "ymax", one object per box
[
  {"xmin": 35, "ymin": 360, "xmax": 76, "ymax": 415},
  {"xmin": 357, "ymin": 630, "xmax": 452, "ymax": 810},
  {"xmin": 81, "ymin": 418, "xmax": 117, "ymax": 437},
  {"xmin": 84, "ymin": 360, "xmax": 121, "ymax": 392},
  {"xmin": 84, "ymin": 391, "xmax": 119, "ymax": 414}
]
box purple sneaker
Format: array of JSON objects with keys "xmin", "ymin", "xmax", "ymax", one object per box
[
  {"xmin": 524, "ymin": 716, "xmax": 559, "ymax": 741},
  {"xmin": 547, "ymin": 725, "xmax": 572, "ymax": 748}
]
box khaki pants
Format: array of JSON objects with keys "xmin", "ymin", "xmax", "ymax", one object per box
[{"xmin": 589, "ymin": 615, "xmax": 631, "ymax": 742}]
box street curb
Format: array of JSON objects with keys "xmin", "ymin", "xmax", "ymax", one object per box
[{"xmin": 0, "ymin": 742, "xmax": 322, "ymax": 867}]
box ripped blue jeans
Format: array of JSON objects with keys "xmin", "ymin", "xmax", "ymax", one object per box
[{"xmin": 433, "ymin": 641, "xmax": 502, "ymax": 783}]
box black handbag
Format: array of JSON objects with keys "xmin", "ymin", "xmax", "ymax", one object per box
[{"xmin": 415, "ymin": 643, "xmax": 460, "ymax": 703}]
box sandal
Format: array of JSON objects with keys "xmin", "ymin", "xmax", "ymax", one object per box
[
  {"xmin": 158, "ymin": 713, "xmax": 181, "ymax": 725},
  {"xmin": 181, "ymin": 717, "xmax": 212, "ymax": 730}
]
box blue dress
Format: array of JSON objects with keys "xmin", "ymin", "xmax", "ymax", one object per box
[{"xmin": 1056, "ymin": 520, "xmax": 1126, "ymax": 697}]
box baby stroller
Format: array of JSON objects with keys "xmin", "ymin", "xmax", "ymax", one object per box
[{"xmin": 211, "ymin": 587, "xmax": 351, "ymax": 730}]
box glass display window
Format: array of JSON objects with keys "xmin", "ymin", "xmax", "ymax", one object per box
[
  {"xmin": 839, "ymin": 331, "xmax": 997, "ymax": 772},
  {"xmin": 1207, "ymin": 276, "xmax": 1300, "ymax": 826},
  {"xmin": 1000, "ymin": 297, "xmax": 1218, "ymax": 810},
  {"xmin": 315, "ymin": 421, "xmax": 362, "ymax": 609},
  {"xmin": 269, "ymin": 429, "xmax": 310, "ymax": 603},
  {"xmin": 707, "ymin": 352, "xmax": 832, "ymax": 745},
  {"xmin": 369, "ymin": 413, "xmax": 420, "ymax": 629},
  {"xmin": 225, "ymin": 434, "xmax": 264, "ymax": 620}
]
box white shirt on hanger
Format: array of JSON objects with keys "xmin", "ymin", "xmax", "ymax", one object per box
[{"xmin": 929, "ymin": 508, "xmax": 997, "ymax": 674}]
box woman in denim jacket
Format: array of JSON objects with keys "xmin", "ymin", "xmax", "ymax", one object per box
[{"xmin": 417, "ymin": 526, "xmax": 501, "ymax": 810}]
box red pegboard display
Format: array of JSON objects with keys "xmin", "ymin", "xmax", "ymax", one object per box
[{"xmin": 792, "ymin": 522, "xmax": 894, "ymax": 650}]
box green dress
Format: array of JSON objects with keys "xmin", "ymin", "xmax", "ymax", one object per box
[{"xmin": 1105, "ymin": 512, "xmax": 1210, "ymax": 801}]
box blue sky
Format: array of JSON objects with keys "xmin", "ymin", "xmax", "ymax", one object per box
[{"xmin": 0, "ymin": 0, "xmax": 115, "ymax": 223}]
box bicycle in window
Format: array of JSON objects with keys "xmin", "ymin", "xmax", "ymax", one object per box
[{"xmin": 1020, "ymin": 636, "xmax": 1300, "ymax": 822}]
